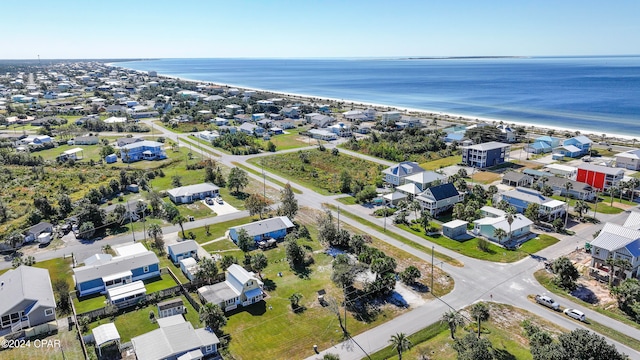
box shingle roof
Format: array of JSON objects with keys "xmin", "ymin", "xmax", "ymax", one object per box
[
  {"xmin": 616, "ymin": 149, "xmax": 640, "ymax": 160},
  {"xmin": 121, "ymin": 140, "xmax": 164, "ymax": 150},
  {"xmin": 427, "ymin": 183, "xmax": 459, "ymax": 201},
  {"xmin": 0, "ymin": 265, "xmax": 56, "ymax": 315},
  {"xmin": 473, "ymin": 214, "xmax": 533, "ymax": 233},
  {"xmin": 382, "ymin": 162, "xmax": 424, "ymax": 177},
  {"xmin": 404, "ymin": 171, "xmax": 446, "ymax": 185},
  {"xmin": 502, "ymin": 171, "xmax": 532, "ymax": 183},
  {"xmin": 168, "ymin": 240, "xmax": 198, "ymax": 254}
]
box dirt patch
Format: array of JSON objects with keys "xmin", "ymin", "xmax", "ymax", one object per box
[{"xmin": 564, "ymin": 251, "xmax": 617, "ymax": 307}]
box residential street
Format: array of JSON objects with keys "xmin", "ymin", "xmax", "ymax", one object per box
[{"xmin": 4, "ymin": 121, "xmax": 639, "ymax": 359}]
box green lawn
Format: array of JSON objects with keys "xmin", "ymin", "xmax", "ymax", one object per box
[
  {"xmin": 231, "ymin": 161, "xmax": 303, "ymax": 194},
  {"xmin": 419, "ymin": 155, "xmax": 462, "ymax": 171},
  {"xmin": 323, "ymin": 204, "xmax": 463, "ymax": 267},
  {"xmin": 249, "ymin": 149, "xmax": 384, "ymax": 195},
  {"xmin": 552, "ymin": 195, "xmax": 623, "ymax": 215},
  {"xmin": 86, "ymin": 295, "xmax": 201, "ymax": 343},
  {"xmin": 336, "ymin": 196, "xmax": 358, "ymax": 205},
  {"xmin": 74, "ymin": 293, "xmax": 107, "ymax": 314},
  {"xmin": 397, "ymin": 224, "xmax": 559, "ymax": 263},
  {"xmin": 202, "ymin": 239, "xmax": 241, "ymax": 253},
  {"xmin": 143, "ymin": 273, "xmax": 179, "ymax": 293},
  {"xmin": 181, "ymin": 216, "xmax": 257, "ymax": 244},
  {"xmin": 599, "ymin": 194, "xmax": 637, "ymax": 206},
  {"xmin": 156, "ymin": 254, "xmax": 190, "ymax": 284},
  {"xmin": 258, "ymin": 128, "xmax": 309, "ymax": 151}
]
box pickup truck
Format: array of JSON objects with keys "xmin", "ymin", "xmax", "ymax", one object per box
[{"xmin": 535, "ymin": 295, "xmax": 560, "ymax": 310}]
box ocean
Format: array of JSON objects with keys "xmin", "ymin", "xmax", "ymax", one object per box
[{"xmin": 117, "ymin": 56, "xmax": 640, "ymax": 138}]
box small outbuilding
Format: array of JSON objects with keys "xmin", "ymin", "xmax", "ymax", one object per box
[
  {"xmin": 92, "ymin": 323, "xmax": 121, "ymax": 357},
  {"xmin": 105, "ymin": 153, "xmax": 118, "ymax": 164},
  {"xmin": 442, "ymin": 220, "xmax": 468, "ymax": 240}
]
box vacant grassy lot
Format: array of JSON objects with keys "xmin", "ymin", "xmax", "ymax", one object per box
[
  {"xmin": 258, "ymin": 128, "xmax": 310, "ymax": 151},
  {"xmin": 250, "ymin": 148, "xmax": 384, "ymax": 195},
  {"xmin": 224, "ymin": 206, "xmax": 453, "ymax": 360},
  {"xmin": 370, "ymin": 303, "xmax": 565, "ymax": 360},
  {"xmin": 471, "ymin": 171, "xmax": 502, "ymax": 184},
  {"xmin": 419, "ymin": 155, "xmax": 462, "ymax": 170},
  {"xmin": 231, "ymin": 161, "xmax": 303, "ymax": 194},
  {"xmin": 398, "ymin": 224, "xmax": 559, "ymax": 263},
  {"xmin": 552, "ymin": 195, "xmax": 623, "ymax": 215},
  {"xmin": 1, "ymin": 322, "xmax": 85, "ymax": 360}
]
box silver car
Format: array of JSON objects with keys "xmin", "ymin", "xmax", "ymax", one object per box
[{"xmin": 563, "ymin": 308, "xmax": 586, "ymax": 322}]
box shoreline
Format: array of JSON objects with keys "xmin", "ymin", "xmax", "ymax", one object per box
[{"xmin": 114, "ymin": 63, "xmax": 638, "ymax": 143}]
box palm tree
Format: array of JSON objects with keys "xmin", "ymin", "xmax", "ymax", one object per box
[
  {"xmin": 493, "ymin": 228, "xmax": 508, "ymax": 245},
  {"xmin": 627, "ymin": 179, "xmax": 639, "ymax": 202},
  {"xmin": 573, "ymin": 200, "xmax": 589, "ymax": 220},
  {"xmin": 564, "ymin": 181, "xmax": 573, "ymax": 227},
  {"xmin": 470, "ymin": 302, "xmax": 490, "ymax": 338},
  {"xmin": 410, "ymin": 200, "xmax": 422, "ymax": 220},
  {"xmin": 505, "ymin": 208, "xmax": 515, "ymax": 243},
  {"xmin": 441, "ymin": 310, "xmax": 465, "ymax": 339},
  {"xmin": 172, "ymin": 214, "xmax": 187, "ymax": 239},
  {"xmin": 615, "ymin": 259, "xmax": 632, "ymax": 284},
  {"xmin": 199, "ymin": 303, "xmax": 227, "ymax": 335},
  {"xmin": 605, "ymin": 256, "xmax": 616, "ymax": 286},
  {"xmin": 389, "ymin": 332, "xmax": 411, "ymax": 360},
  {"xmin": 419, "ymin": 210, "xmax": 431, "ymax": 233},
  {"xmin": 609, "ymin": 186, "xmax": 618, "ymax": 206}
]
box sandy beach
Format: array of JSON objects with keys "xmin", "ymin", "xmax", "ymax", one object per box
[{"xmin": 115, "ymin": 64, "xmax": 638, "ymax": 143}]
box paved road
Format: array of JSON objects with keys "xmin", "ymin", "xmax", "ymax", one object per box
[{"xmin": 7, "ymin": 121, "xmax": 639, "ymax": 359}]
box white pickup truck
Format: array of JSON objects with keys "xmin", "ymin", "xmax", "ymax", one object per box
[{"xmin": 535, "ymin": 295, "xmax": 560, "ymax": 310}]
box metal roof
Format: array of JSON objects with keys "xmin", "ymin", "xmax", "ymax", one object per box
[
  {"xmin": 229, "ymin": 216, "xmax": 294, "ymax": 237},
  {"xmin": 0, "ymin": 265, "xmax": 56, "ymax": 316},
  {"xmin": 578, "ymin": 163, "xmax": 625, "ymax": 176},
  {"xmin": 73, "ymin": 251, "xmax": 159, "ymax": 284},
  {"xmin": 92, "ymin": 323, "xmax": 120, "ymax": 347},
  {"xmin": 463, "ymin": 141, "xmax": 510, "ymax": 151},
  {"xmin": 404, "ymin": 171, "xmax": 446, "ymax": 185},
  {"xmin": 167, "ymin": 183, "xmax": 220, "ymax": 198},
  {"xmin": 591, "ymin": 222, "xmax": 640, "ymax": 252}
]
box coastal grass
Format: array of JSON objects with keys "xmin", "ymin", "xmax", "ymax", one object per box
[
  {"xmin": 370, "ymin": 303, "xmax": 561, "ymax": 360},
  {"xmin": 323, "ymin": 204, "xmax": 462, "ymax": 267},
  {"xmin": 419, "ymin": 155, "xmax": 462, "ymax": 170},
  {"xmin": 470, "ymin": 171, "xmax": 502, "ymax": 184},
  {"xmin": 231, "ymin": 161, "xmax": 303, "ymax": 194},
  {"xmin": 248, "ymin": 149, "xmax": 384, "ymax": 195},
  {"xmin": 534, "ymin": 269, "xmax": 640, "ymax": 331},
  {"xmin": 258, "ymin": 128, "xmax": 309, "ymax": 151},
  {"xmin": 398, "ymin": 224, "xmax": 559, "ymax": 263}
]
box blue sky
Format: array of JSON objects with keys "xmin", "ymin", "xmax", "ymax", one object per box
[{"xmin": 4, "ymin": 0, "xmax": 639, "ymax": 59}]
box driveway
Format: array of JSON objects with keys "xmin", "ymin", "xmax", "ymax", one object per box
[{"xmin": 201, "ymin": 199, "xmax": 239, "ymax": 216}]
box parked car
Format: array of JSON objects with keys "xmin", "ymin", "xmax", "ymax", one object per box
[
  {"xmin": 217, "ymin": 197, "xmax": 223, "ymax": 204},
  {"xmin": 205, "ymin": 197, "xmax": 214, "ymax": 205},
  {"xmin": 535, "ymin": 295, "xmax": 560, "ymax": 310},
  {"xmin": 564, "ymin": 308, "xmax": 586, "ymax": 322}
]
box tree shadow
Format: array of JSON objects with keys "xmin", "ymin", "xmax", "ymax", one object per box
[
  {"xmin": 570, "ymin": 285, "xmax": 599, "ymax": 304},
  {"xmin": 293, "ymin": 266, "xmax": 312, "ymax": 279},
  {"xmin": 232, "ymin": 191, "xmax": 249, "ymax": 200},
  {"xmin": 493, "ymin": 348, "xmax": 517, "ymax": 360},
  {"xmin": 227, "ymin": 301, "xmax": 267, "ymax": 316},
  {"xmin": 262, "ymin": 278, "xmax": 277, "ymax": 291}
]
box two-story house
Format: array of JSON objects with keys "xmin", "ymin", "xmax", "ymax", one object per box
[
  {"xmin": 415, "ymin": 183, "xmax": 464, "ymax": 216},
  {"xmin": 616, "ymin": 149, "xmax": 640, "ymax": 171},
  {"xmin": 0, "ymin": 266, "xmax": 56, "ymax": 332},
  {"xmin": 382, "ymin": 162, "xmax": 425, "ymax": 187},
  {"xmin": 119, "ymin": 140, "xmax": 167, "ymax": 163},
  {"xmin": 496, "ymin": 187, "xmax": 566, "ymax": 221},
  {"xmin": 559, "ymin": 135, "xmax": 593, "ymax": 158},
  {"xmin": 461, "ymin": 141, "xmax": 510, "ymax": 168},
  {"xmin": 526, "ymin": 136, "xmax": 560, "ymax": 154},
  {"xmin": 590, "ymin": 222, "xmax": 640, "ymax": 281},
  {"xmin": 197, "ymin": 264, "xmax": 264, "ymax": 312}
]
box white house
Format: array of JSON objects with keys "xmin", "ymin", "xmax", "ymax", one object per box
[
  {"xmin": 197, "ymin": 264, "xmax": 263, "ymax": 312},
  {"xmin": 167, "ymin": 183, "xmax": 220, "ymax": 204}
]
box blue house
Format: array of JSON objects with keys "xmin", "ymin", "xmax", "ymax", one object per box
[
  {"xmin": 73, "ymin": 249, "xmax": 160, "ymax": 297},
  {"xmin": 120, "ymin": 140, "xmax": 167, "ymax": 163},
  {"xmin": 229, "ymin": 216, "xmax": 295, "ymax": 243},
  {"xmin": 526, "ymin": 136, "xmax": 560, "ymax": 154},
  {"xmin": 461, "ymin": 141, "xmax": 510, "ymax": 168},
  {"xmin": 167, "ymin": 240, "xmax": 198, "ymax": 264},
  {"xmin": 560, "ymin": 135, "xmax": 592, "ymax": 157}
]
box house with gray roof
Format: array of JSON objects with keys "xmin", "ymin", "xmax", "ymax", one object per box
[
  {"xmin": 616, "ymin": 149, "xmax": 640, "ymax": 170},
  {"xmin": 0, "ymin": 266, "xmax": 56, "ymax": 331},
  {"xmin": 382, "ymin": 161, "xmax": 425, "ymax": 187},
  {"xmin": 497, "ymin": 187, "xmax": 566, "ymax": 221},
  {"xmin": 561, "ymin": 135, "xmax": 593, "ymax": 157},
  {"xmin": 473, "ymin": 214, "xmax": 534, "ymax": 244},
  {"xmin": 590, "ymin": 220, "xmax": 640, "ymax": 281},
  {"xmin": 73, "ymin": 250, "xmax": 160, "ymax": 297},
  {"xmin": 197, "ymin": 264, "xmax": 263, "ymax": 312},
  {"xmin": 461, "ymin": 141, "xmax": 511, "ymax": 168},
  {"xmin": 501, "ymin": 171, "xmax": 533, "ymax": 188},
  {"xmin": 167, "ymin": 183, "xmax": 220, "ymax": 204},
  {"xmin": 131, "ymin": 314, "xmax": 219, "ymax": 360},
  {"xmin": 404, "ymin": 171, "xmax": 447, "ymax": 191},
  {"xmin": 228, "ymin": 216, "xmax": 295, "ymax": 243},
  {"xmin": 119, "ymin": 140, "xmax": 166, "ymax": 163},
  {"xmin": 543, "ymin": 176, "xmax": 597, "ymax": 201},
  {"xmin": 168, "ymin": 240, "xmax": 198, "ymax": 264}
]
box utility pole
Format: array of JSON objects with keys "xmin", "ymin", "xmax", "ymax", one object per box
[
  {"xmin": 337, "ymin": 206, "xmax": 340, "ymax": 234},
  {"xmin": 127, "ymin": 201, "xmax": 136, "ymax": 243},
  {"xmin": 431, "ymin": 246, "xmax": 434, "ymax": 293},
  {"xmin": 383, "ymin": 202, "xmax": 387, "ymax": 232},
  {"xmin": 593, "ymin": 189, "xmax": 599, "ymax": 219}
]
